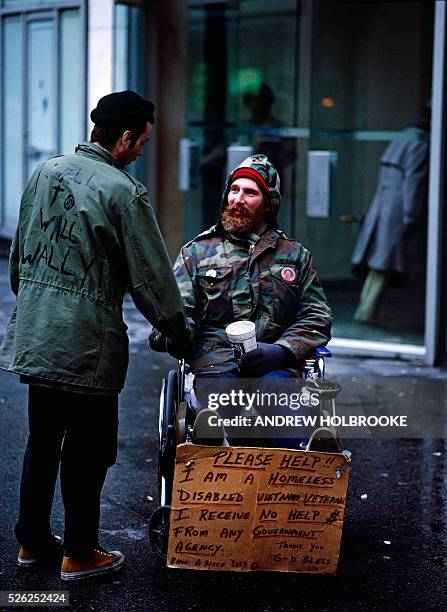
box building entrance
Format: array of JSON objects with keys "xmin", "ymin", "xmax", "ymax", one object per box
[
  {"xmin": 0, "ymin": 1, "xmax": 85, "ymax": 235},
  {"xmin": 184, "ymin": 0, "xmax": 436, "ymax": 353}
]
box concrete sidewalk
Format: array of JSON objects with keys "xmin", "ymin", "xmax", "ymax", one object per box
[{"xmin": 0, "ymin": 258, "xmax": 446, "ymax": 611}]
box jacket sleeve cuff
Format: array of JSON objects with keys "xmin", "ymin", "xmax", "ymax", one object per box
[{"xmin": 274, "ymin": 339, "xmax": 302, "ymax": 364}]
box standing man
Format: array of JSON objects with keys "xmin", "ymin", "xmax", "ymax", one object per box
[
  {"xmin": 0, "ymin": 90, "xmax": 190, "ymax": 580},
  {"xmin": 150, "ymin": 154, "xmax": 331, "ymax": 447}
]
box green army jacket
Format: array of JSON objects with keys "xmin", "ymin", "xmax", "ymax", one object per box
[
  {"xmin": 174, "ymin": 226, "xmax": 332, "ymax": 374},
  {"xmin": 0, "ymin": 143, "xmax": 190, "ymax": 394}
]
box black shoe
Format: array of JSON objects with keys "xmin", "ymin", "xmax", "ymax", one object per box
[
  {"xmin": 192, "ymin": 409, "xmax": 226, "ymax": 445},
  {"xmin": 308, "ymin": 427, "xmax": 340, "ymax": 453}
]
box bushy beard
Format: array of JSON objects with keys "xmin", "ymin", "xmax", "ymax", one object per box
[{"xmin": 221, "ymin": 202, "xmax": 265, "ymax": 235}]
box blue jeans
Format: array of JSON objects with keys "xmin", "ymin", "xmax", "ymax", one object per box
[{"xmin": 196, "ymin": 369, "xmax": 311, "ymax": 450}]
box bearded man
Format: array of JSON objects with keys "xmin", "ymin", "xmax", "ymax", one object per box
[{"xmin": 150, "ymin": 154, "xmax": 332, "ymax": 447}]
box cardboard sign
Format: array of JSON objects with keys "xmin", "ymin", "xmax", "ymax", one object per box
[{"xmin": 167, "ymin": 444, "xmax": 350, "ymax": 574}]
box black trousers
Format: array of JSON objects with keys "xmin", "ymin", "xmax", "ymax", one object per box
[{"xmin": 15, "ymin": 385, "xmax": 118, "ymax": 558}]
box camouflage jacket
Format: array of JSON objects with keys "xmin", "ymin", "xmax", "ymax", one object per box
[{"xmin": 174, "ymin": 227, "xmax": 332, "ymax": 374}]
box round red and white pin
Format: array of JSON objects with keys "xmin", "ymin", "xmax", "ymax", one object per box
[{"xmin": 280, "ymin": 267, "xmax": 297, "ymax": 283}]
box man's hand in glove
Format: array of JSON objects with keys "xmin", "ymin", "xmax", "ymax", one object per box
[
  {"xmin": 239, "ymin": 342, "xmax": 294, "ymax": 377},
  {"xmin": 148, "ymin": 328, "xmax": 167, "ymax": 352},
  {"xmin": 148, "ymin": 329, "xmax": 187, "ymax": 360},
  {"xmin": 165, "ymin": 338, "xmax": 187, "ymax": 360}
]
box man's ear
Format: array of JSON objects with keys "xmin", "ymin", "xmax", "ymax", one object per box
[{"xmin": 121, "ymin": 130, "xmax": 132, "ymax": 147}]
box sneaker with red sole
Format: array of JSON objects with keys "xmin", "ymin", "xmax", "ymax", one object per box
[
  {"xmin": 17, "ymin": 535, "xmax": 63, "ymax": 567},
  {"xmin": 61, "ymin": 547, "xmax": 125, "ymax": 581}
]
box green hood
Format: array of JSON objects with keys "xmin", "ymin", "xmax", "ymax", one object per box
[{"xmin": 218, "ymin": 154, "xmax": 281, "ymax": 230}]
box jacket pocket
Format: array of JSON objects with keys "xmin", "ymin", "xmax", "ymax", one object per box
[
  {"xmin": 266, "ymin": 264, "xmax": 302, "ymax": 323},
  {"xmin": 196, "ymin": 266, "xmax": 233, "ymax": 322},
  {"xmin": 197, "ymin": 266, "xmax": 232, "ymax": 294}
]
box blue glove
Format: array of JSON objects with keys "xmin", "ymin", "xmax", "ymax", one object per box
[{"xmin": 239, "ymin": 343, "xmax": 294, "ymax": 376}]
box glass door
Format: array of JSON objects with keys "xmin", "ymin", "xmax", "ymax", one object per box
[
  {"xmin": 300, "ymin": 0, "xmax": 434, "ymax": 347},
  {"xmin": 185, "ymin": 0, "xmax": 299, "ymax": 239},
  {"xmin": 0, "ymin": 3, "xmax": 85, "ymax": 233},
  {"xmin": 185, "ymin": 0, "xmax": 435, "ymax": 351},
  {"xmin": 113, "ymin": 1, "xmax": 150, "ymax": 184},
  {"xmin": 26, "ymin": 14, "xmax": 56, "ymax": 177}
]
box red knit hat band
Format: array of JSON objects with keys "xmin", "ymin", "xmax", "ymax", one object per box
[{"xmin": 230, "ymin": 167, "xmax": 270, "ymax": 194}]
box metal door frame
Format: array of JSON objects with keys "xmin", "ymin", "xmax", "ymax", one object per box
[
  {"xmin": 332, "ymin": 1, "xmax": 446, "ymax": 365},
  {"xmin": 424, "ymin": 0, "xmax": 446, "ymax": 366}
]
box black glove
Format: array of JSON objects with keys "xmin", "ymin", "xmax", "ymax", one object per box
[
  {"xmin": 166, "ymin": 337, "xmax": 187, "ymax": 360},
  {"xmin": 148, "ymin": 328, "xmax": 188, "ymax": 360},
  {"xmin": 239, "ymin": 343, "xmax": 293, "ymax": 377},
  {"xmin": 148, "ymin": 329, "xmax": 167, "ymax": 352}
]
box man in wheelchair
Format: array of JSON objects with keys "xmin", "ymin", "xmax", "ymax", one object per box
[{"xmin": 150, "ymin": 154, "xmax": 332, "ymax": 450}]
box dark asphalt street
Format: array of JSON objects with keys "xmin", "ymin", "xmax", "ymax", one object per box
[{"xmin": 0, "ymin": 258, "xmax": 447, "ymax": 611}]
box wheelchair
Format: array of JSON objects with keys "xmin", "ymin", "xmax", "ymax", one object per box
[{"xmin": 148, "ymin": 346, "xmax": 342, "ymax": 561}]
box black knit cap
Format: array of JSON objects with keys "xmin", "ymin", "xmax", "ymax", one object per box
[{"xmin": 90, "ymin": 90, "xmax": 155, "ymax": 127}]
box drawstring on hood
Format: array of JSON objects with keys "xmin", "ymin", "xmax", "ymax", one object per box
[{"xmin": 217, "ymin": 154, "xmax": 281, "ymax": 231}]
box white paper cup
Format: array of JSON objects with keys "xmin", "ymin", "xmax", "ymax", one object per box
[{"xmin": 225, "ymin": 321, "xmax": 257, "ymax": 360}]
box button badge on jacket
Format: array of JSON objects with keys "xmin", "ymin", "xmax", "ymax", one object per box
[{"xmin": 280, "ymin": 267, "xmax": 297, "ymax": 283}]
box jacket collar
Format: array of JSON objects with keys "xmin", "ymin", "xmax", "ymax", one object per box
[
  {"xmin": 75, "ymin": 143, "xmax": 118, "ymax": 167},
  {"xmin": 253, "ymin": 228, "xmax": 279, "ymax": 254},
  {"xmin": 224, "ymin": 226, "xmax": 280, "ymax": 254}
]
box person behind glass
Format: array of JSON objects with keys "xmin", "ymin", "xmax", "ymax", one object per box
[
  {"xmin": 352, "ymin": 105, "xmax": 430, "ymax": 324},
  {"xmin": 150, "ymin": 154, "xmax": 331, "ymax": 447},
  {"xmin": 0, "ymin": 90, "xmax": 191, "ymax": 580},
  {"xmin": 242, "ymin": 82, "xmax": 294, "ymax": 179}
]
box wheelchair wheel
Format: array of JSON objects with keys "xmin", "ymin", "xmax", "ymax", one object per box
[
  {"xmin": 148, "ymin": 505, "xmax": 170, "ymax": 562},
  {"xmin": 158, "ymin": 370, "xmax": 178, "ymax": 507}
]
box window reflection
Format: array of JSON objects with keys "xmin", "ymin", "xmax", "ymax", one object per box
[{"xmin": 1, "ymin": 15, "xmax": 23, "ymax": 228}]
